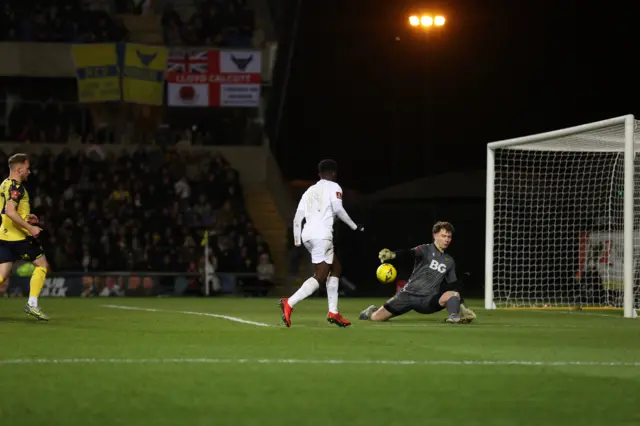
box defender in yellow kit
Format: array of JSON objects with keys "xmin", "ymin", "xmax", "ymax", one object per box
[{"xmin": 0, "ymin": 153, "xmax": 49, "ymax": 320}]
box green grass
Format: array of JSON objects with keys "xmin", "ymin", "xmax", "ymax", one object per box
[{"xmin": 1, "ymin": 297, "xmax": 640, "ymax": 426}]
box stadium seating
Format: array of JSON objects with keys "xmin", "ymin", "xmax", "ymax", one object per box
[
  {"xmin": 0, "ymin": 148, "xmax": 275, "ymax": 290},
  {"xmin": 160, "ymin": 0, "xmax": 256, "ymax": 47},
  {"xmin": 0, "ymin": 0, "xmax": 281, "ymax": 296},
  {"xmin": 1, "ymin": 0, "xmax": 128, "ymax": 42},
  {"xmin": 2, "ymin": 98, "xmax": 262, "ymax": 146}
]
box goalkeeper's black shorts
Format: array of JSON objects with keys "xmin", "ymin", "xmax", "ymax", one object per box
[{"xmin": 383, "ymin": 290, "xmax": 444, "ymax": 316}]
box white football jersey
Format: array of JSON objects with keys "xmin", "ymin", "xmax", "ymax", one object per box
[{"xmin": 298, "ymin": 179, "xmax": 344, "ymax": 241}]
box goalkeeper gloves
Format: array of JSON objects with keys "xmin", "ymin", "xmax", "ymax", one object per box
[{"xmin": 378, "ymin": 248, "xmax": 396, "ymax": 263}]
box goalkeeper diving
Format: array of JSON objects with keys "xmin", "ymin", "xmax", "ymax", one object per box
[{"xmin": 359, "ymin": 221, "xmax": 476, "ymax": 324}]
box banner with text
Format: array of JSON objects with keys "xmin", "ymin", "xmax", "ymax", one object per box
[
  {"xmin": 576, "ymin": 231, "xmax": 640, "ymax": 291},
  {"xmin": 4, "ymin": 275, "xmax": 182, "ymax": 297},
  {"xmin": 122, "ymin": 43, "xmax": 168, "ymax": 105},
  {"xmin": 71, "ymin": 44, "xmax": 121, "ymax": 102},
  {"xmin": 166, "ymin": 49, "xmax": 261, "ymax": 107}
]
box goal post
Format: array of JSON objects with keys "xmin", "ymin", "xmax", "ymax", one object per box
[{"xmin": 485, "ymin": 115, "xmax": 639, "ymax": 318}]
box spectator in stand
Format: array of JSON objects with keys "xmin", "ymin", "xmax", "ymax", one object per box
[
  {"xmin": 255, "ymin": 253, "xmax": 275, "ymax": 295},
  {"xmin": 161, "ymin": 0, "xmax": 256, "ymax": 48},
  {"xmin": 1, "ymin": 0, "xmax": 128, "ymax": 42},
  {"xmin": 0, "ymin": 149, "xmax": 272, "ymax": 287}
]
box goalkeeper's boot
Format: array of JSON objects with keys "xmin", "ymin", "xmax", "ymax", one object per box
[
  {"xmin": 445, "ymin": 313, "xmax": 462, "ymax": 324},
  {"xmin": 327, "ymin": 312, "xmax": 351, "ymax": 328},
  {"xmin": 460, "ymin": 304, "xmax": 477, "ymax": 324},
  {"xmin": 359, "ymin": 305, "xmax": 377, "ymax": 320},
  {"xmin": 278, "ymin": 298, "xmax": 293, "ymax": 327},
  {"xmin": 24, "ymin": 304, "xmax": 49, "ymax": 321}
]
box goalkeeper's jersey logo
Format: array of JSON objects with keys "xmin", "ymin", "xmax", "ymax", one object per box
[{"xmin": 429, "ymin": 259, "xmax": 447, "ymax": 273}]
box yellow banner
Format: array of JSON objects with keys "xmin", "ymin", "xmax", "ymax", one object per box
[
  {"xmin": 71, "ymin": 44, "xmax": 120, "ymax": 102},
  {"xmin": 122, "ymin": 44, "xmax": 167, "ymax": 105}
]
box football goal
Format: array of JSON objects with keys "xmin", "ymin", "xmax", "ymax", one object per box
[{"xmin": 485, "ymin": 115, "xmax": 639, "ymax": 318}]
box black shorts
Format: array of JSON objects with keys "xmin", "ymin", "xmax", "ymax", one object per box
[
  {"xmin": 0, "ymin": 238, "xmax": 45, "ymax": 264},
  {"xmin": 383, "ymin": 290, "xmax": 444, "ymax": 316}
]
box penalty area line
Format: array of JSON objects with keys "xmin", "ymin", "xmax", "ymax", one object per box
[
  {"xmin": 102, "ymin": 305, "xmax": 272, "ymax": 327},
  {"xmin": 0, "ymin": 358, "xmax": 639, "ymax": 367}
]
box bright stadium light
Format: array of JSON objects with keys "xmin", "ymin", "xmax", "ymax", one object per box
[
  {"xmin": 407, "ymin": 13, "xmax": 446, "ymax": 31},
  {"xmin": 421, "ymin": 15, "xmax": 433, "ymax": 27}
]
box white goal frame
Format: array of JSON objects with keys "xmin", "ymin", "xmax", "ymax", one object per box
[{"xmin": 485, "ymin": 115, "xmax": 637, "ymax": 318}]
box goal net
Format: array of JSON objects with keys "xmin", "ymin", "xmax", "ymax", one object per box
[{"xmin": 485, "ymin": 115, "xmax": 640, "ymax": 318}]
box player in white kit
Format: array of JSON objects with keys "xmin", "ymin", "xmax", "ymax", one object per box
[{"xmin": 279, "ymin": 159, "xmax": 363, "ymax": 327}]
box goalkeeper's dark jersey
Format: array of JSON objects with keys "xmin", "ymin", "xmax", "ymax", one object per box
[{"xmin": 401, "ymin": 243, "xmax": 457, "ymax": 297}]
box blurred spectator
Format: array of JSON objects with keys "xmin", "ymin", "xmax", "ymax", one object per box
[
  {"xmin": 0, "ymin": 148, "xmax": 272, "ymax": 278},
  {"xmin": 1, "ymin": 0, "xmax": 128, "ymax": 42},
  {"xmin": 115, "ymin": 0, "xmax": 152, "ymax": 15},
  {"xmin": 256, "ymin": 252, "xmax": 274, "ymax": 293},
  {"xmin": 7, "ymin": 100, "xmax": 93, "ymax": 144},
  {"xmin": 161, "ymin": 0, "xmax": 256, "ymax": 48}
]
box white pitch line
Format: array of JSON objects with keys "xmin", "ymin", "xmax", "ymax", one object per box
[
  {"xmin": 527, "ymin": 310, "xmax": 626, "ymax": 319},
  {"xmin": 0, "ymin": 358, "xmax": 639, "ymax": 367},
  {"xmin": 102, "ymin": 305, "xmax": 272, "ymax": 327}
]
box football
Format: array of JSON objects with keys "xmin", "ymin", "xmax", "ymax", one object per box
[{"xmin": 376, "ymin": 263, "xmax": 397, "ymax": 284}]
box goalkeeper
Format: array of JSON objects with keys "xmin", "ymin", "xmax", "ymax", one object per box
[{"xmin": 359, "ymin": 221, "xmax": 476, "ymax": 324}]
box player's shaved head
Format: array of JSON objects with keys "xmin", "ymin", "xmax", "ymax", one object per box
[
  {"xmin": 318, "ymin": 159, "xmax": 338, "ymax": 173},
  {"xmin": 432, "ymin": 221, "xmax": 455, "ymax": 235},
  {"xmin": 8, "ymin": 153, "xmax": 29, "ymax": 169},
  {"xmin": 318, "ymin": 159, "xmax": 338, "ymax": 181}
]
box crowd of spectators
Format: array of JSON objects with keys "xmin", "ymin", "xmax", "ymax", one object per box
[
  {"xmin": 0, "ymin": 0, "xmax": 271, "ymax": 295},
  {"xmin": 1, "ymin": 0, "xmax": 263, "ymax": 47},
  {"xmin": 1, "ymin": 0, "xmax": 128, "ymax": 42},
  {"xmin": 0, "ymin": 147, "xmax": 275, "ymax": 295},
  {"xmin": 161, "ymin": 0, "xmax": 259, "ymax": 48},
  {"xmin": 6, "ymin": 99, "xmax": 92, "ymax": 144},
  {"xmin": 2, "ymin": 97, "xmax": 261, "ymax": 147}
]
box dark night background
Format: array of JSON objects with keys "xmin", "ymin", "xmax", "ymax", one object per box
[
  {"xmin": 273, "ymin": 0, "xmax": 636, "ymax": 193},
  {"xmin": 262, "ymin": 0, "xmax": 640, "ymax": 297}
]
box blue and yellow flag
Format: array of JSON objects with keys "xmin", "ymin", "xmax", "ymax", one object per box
[
  {"xmin": 122, "ymin": 43, "xmax": 167, "ymax": 105},
  {"xmin": 71, "ymin": 44, "xmax": 121, "ymax": 102}
]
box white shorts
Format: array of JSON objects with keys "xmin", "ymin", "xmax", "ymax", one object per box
[{"xmin": 303, "ymin": 239, "xmax": 334, "ymax": 265}]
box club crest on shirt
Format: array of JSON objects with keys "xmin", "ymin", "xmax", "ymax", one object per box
[{"xmin": 336, "ymin": 192, "xmax": 342, "ymax": 200}]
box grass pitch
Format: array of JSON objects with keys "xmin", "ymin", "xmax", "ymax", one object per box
[{"xmin": 1, "ymin": 297, "xmax": 639, "ymax": 426}]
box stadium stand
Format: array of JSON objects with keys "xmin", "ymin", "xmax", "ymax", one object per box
[
  {"xmin": 0, "ymin": 0, "xmax": 129, "ymax": 42},
  {"xmin": 159, "ymin": 0, "xmax": 258, "ymax": 47},
  {"xmin": 3, "ymin": 97, "xmax": 262, "ymax": 146},
  {"xmin": 0, "ymin": 147, "xmax": 275, "ymax": 295},
  {"xmin": 0, "ymin": 0, "xmax": 288, "ymax": 296}
]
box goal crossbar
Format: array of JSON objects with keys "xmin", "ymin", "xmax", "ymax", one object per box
[
  {"xmin": 485, "ymin": 115, "xmax": 638, "ymax": 318},
  {"xmin": 487, "ymin": 115, "xmax": 633, "ymax": 150}
]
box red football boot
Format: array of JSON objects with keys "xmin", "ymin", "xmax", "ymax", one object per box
[
  {"xmin": 279, "ymin": 298, "xmax": 293, "ymax": 327},
  {"xmin": 327, "ymin": 312, "xmax": 351, "ymax": 328}
]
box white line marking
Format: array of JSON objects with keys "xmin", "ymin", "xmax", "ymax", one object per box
[
  {"xmin": 0, "ymin": 358, "xmax": 639, "ymax": 367},
  {"xmin": 102, "ymin": 305, "xmax": 272, "ymax": 327},
  {"xmin": 527, "ymin": 310, "xmax": 624, "ymax": 318}
]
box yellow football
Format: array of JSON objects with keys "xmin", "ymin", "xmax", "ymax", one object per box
[{"xmin": 376, "ymin": 263, "xmax": 397, "ymax": 284}]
